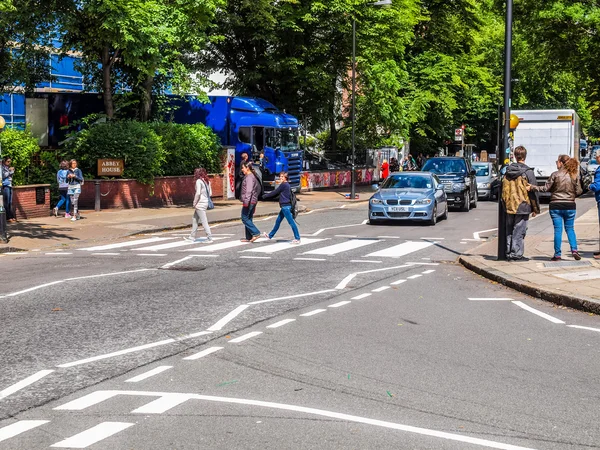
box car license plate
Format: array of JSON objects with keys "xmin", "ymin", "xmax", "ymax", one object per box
[{"xmin": 388, "ymin": 206, "xmax": 408, "ymax": 212}]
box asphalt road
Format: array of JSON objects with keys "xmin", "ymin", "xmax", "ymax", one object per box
[{"xmin": 2, "ymin": 200, "xmax": 600, "ymax": 449}]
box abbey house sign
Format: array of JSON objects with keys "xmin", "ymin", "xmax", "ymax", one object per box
[{"xmin": 97, "ymin": 159, "xmax": 124, "ymax": 176}]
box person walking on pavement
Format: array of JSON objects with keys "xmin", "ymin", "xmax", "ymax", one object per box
[
  {"xmin": 529, "ymin": 155, "xmax": 583, "ymax": 261},
  {"xmin": 240, "ymin": 160, "xmax": 261, "ymax": 242},
  {"xmin": 2, "ymin": 157, "xmax": 15, "ymax": 223},
  {"xmin": 502, "ymin": 146, "xmax": 540, "ymax": 261},
  {"xmin": 261, "ymin": 172, "xmax": 301, "ymax": 244},
  {"xmin": 587, "ymin": 151, "xmax": 600, "ymax": 259},
  {"xmin": 67, "ymin": 159, "xmax": 84, "ymax": 221},
  {"xmin": 53, "ymin": 160, "xmax": 70, "ymax": 217},
  {"xmin": 184, "ymin": 168, "xmax": 213, "ymax": 243}
]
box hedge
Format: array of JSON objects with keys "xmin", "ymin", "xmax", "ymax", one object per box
[{"xmin": 0, "ymin": 126, "xmax": 39, "ymax": 185}]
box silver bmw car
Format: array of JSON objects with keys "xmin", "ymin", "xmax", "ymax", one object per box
[{"xmin": 368, "ymin": 172, "xmax": 449, "ymax": 225}]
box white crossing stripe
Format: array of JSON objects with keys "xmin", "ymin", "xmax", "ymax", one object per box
[
  {"xmin": 568, "ymin": 325, "xmax": 600, "ymax": 333},
  {"xmin": 136, "ymin": 237, "xmax": 226, "ymax": 252},
  {"xmin": 365, "ymin": 241, "xmax": 433, "ymax": 258},
  {"xmin": 391, "ymin": 280, "xmax": 406, "ymax": 285},
  {"xmin": 266, "ymin": 319, "xmax": 296, "ymax": 328},
  {"xmin": 50, "ymin": 422, "xmax": 134, "ymax": 448},
  {"xmin": 229, "ymin": 331, "xmax": 263, "ymax": 343},
  {"xmin": 80, "ymin": 237, "xmax": 172, "ymax": 251},
  {"xmin": 0, "ymin": 369, "xmax": 55, "ymax": 400},
  {"xmin": 183, "ymin": 347, "xmax": 224, "ymax": 360},
  {"xmin": 352, "ymin": 293, "xmax": 372, "ymax": 300},
  {"xmin": 0, "ymin": 420, "xmax": 49, "ymax": 443},
  {"xmin": 132, "ymin": 394, "xmax": 190, "ymax": 414},
  {"xmin": 328, "ymin": 301, "xmax": 351, "ymax": 308},
  {"xmin": 407, "ymin": 274, "xmax": 422, "ymax": 279},
  {"xmin": 125, "ymin": 366, "xmax": 172, "ymax": 383},
  {"xmin": 183, "ymin": 239, "xmax": 249, "ymax": 252},
  {"xmin": 241, "ymin": 238, "xmax": 325, "ymax": 254},
  {"xmin": 303, "ymin": 239, "xmax": 380, "ymax": 256},
  {"xmin": 300, "ymin": 309, "xmax": 327, "ymax": 317},
  {"xmin": 372, "ymin": 286, "xmax": 390, "ymax": 292}
]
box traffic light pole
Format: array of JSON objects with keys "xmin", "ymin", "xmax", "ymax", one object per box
[{"xmin": 497, "ymin": 0, "xmax": 513, "ymax": 260}]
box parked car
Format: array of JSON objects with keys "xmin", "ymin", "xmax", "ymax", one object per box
[
  {"xmin": 421, "ymin": 157, "xmax": 478, "ymax": 211},
  {"xmin": 580, "ymin": 157, "xmax": 590, "ymax": 173},
  {"xmin": 368, "ymin": 172, "xmax": 448, "ymax": 225},
  {"xmin": 472, "ymin": 162, "xmax": 498, "ymax": 200}
]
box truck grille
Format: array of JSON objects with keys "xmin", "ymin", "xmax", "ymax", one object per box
[{"xmin": 284, "ymin": 151, "xmax": 303, "ymax": 188}]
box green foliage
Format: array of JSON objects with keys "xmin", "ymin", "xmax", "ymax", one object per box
[
  {"xmin": 0, "ymin": 126, "xmax": 39, "ymax": 185},
  {"xmin": 149, "ymin": 122, "xmax": 221, "ymax": 175},
  {"xmin": 63, "ymin": 121, "xmax": 165, "ymax": 185}
]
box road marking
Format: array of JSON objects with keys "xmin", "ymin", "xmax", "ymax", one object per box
[
  {"xmin": 131, "ymin": 394, "xmax": 191, "ymax": 414},
  {"xmin": 567, "ymin": 325, "xmax": 600, "ymax": 333},
  {"xmin": 512, "ymin": 301, "xmax": 565, "ymax": 324},
  {"xmin": 79, "ymin": 237, "xmax": 172, "ymax": 251},
  {"xmin": 390, "ymin": 279, "xmax": 406, "ymax": 286},
  {"xmin": 229, "ymin": 331, "xmax": 263, "ymax": 343},
  {"xmin": 306, "ymin": 223, "xmax": 365, "ymax": 236},
  {"xmin": 372, "ymin": 286, "xmax": 390, "ymax": 292},
  {"xmin": 207, "ymin": 305, "xmax": 250, "ymax": 331},
  {"xmin": 294, "ymin": 257, "xmax": 327, "ymax": 261},
  {"xmin": 56, "ymin": 391, "xmax": 536, "ymax": 449},
  {"xmin": 179, "ymin": 331, "xmax": 212, "ymax": 339},
  {"xmin": 90, "ymin": 252, "xmax": 120, "ymax": 256},
  {"xmin": 300, "ymin": 309, "xmax": 327, "ymax": 317},
  {"xmin": 377, "ymin": 236, "xmax": 401, "ymax": 239},
  {"xmin": 304, "ymin": 239, "xmax": 381, "ymax": 256},
  {"xmin": 351, "ymin": 259, "xmax": 382, "ymax": 264},
  {"xmin": 125, "ymin": 366, "xmax": 172, "ymax": 383},
  {"xmin": 0, "ymin": 369, "xmax": 54, "ymax": 400},
  {"xmin": 160, "ymin": 255, "xmax": 194, "ymax": 269},
  {"xmin": 473, "ymin": 228, "xmax": 497, "ymax": 240},
  {"xmin": 50, "ymin": 422, "xmax": 134, "ymax": 448},
  {"xmin": 469, "ymin": 298, "xmax": 513, "ymax": 301},
  {"xmin": 420, "ymin": 237, "xmax": 444, "ymax": 240},
  {"xmin": 3, "ymin": 252, "xmax": 28, "ymax": 255},
  {"xmin": 266, "ymin": 319, "xmax": 296, "ymax": 328},
  {"xmin": 422, "ymin": 269, "xmax": 435, "ymax": 274},
  {"xmin": 352, "ymin": 293, "xmax": 372, "ymax": 300},
  {"xmin": 335, "ymin": 264, "xmax": 413, "ymax": 289},
  {"xmin": 136, "ymin": 238, "xmax": 224, "ymax": 252},
  {"xmin": 248, "ymin": 289, "xmax": 336, "ymax": 305},
  {"xmin": 183, "ymin": 254, "xmax": 219, "ymax": 257},
  {"xmin": 0, "ymin": 420, "xmax": 49, "ymax": 442},
  {"xmin": 240, "ymin": 256, "xmax": 272, "ymax": 259},
  {"xmin": 45, "ymin": 252, "xmax": 73, "ymax": 255},
  {"xmin": 335, "ymin": 234, "xmax": 358, "ymax": 238},
  {"xmin": 242, "ymin": 238, "xmax": 325, "ymax": 253},
  {"xmin": 183, "ymin": 240, "xmax": 249, "ymax": 252},
  {"xmin": 329, "ymin": 301, "xmax": 351, "ymax": 308},
  {"xmin": 407, "ymin": 274, "xmax": 422, "ymax": 279},
  {"xmin": 137, "ymin": 253, "xmax": 168, "ymax": 256},
  {"xmin": 365, "ymin": 241, "xmax": 433, "ymax": 258}
]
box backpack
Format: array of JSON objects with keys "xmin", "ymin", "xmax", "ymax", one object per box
[
  {"xmin": 290, "ymin": 189, "xmax": 299, "ymax": 219},
  {"xmin": 202, "ymin": 180, "xmax": 214, "ymax": 210},
  {"xmin": 502, "ymin": 174, "xmax": 530, "ymax": 214}
]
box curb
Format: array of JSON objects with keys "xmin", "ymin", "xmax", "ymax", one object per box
[{"xmin": 458, "ymin": 254, "xmax": 600, "ymax": 315}]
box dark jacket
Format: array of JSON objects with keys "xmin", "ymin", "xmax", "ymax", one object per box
[
  {"xmin": 589, "ymin": 166, "xmax": 600, "ymax": 203},
  {"xmin": 505, "ymin": 162, "xmax": 539, "ymax": 215},
  {"xmin": 67, "ymin": 168, "xmax": 84, "ymax": 184},
  {"xmin": 532, "ymin": 168, "xmax": 581, "ymax": 207},
  {"xmin": 262, "ymin": 181, "xmax": 292, "ymax": 206}
]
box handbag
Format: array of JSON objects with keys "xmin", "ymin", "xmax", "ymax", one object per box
[{"xmin": 203, "ymin": 181, "xmax": 214, "ymax": 210}]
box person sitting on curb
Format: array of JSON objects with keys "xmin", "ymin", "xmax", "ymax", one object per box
[{"xmin": 587, "ymin": 151, "xmax": 600, "ymax": 259}]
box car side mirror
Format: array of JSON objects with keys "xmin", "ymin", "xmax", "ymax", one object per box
[{"xmin": 371, "ymin": 183, "xmax": 379, "ymax": 191}]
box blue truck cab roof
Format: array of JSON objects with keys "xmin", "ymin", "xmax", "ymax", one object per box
[{"xmin": 229, "ymin": 97, "xmax": 298, "ymax": 128}]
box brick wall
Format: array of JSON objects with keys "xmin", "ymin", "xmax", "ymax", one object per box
[
  {"xmin": 78, "ymin": 174, "xmax": 225, "ymax": 210},
  {"xmin": 13, "ymin": 184, "xmax": 51, "ymax": 219}
]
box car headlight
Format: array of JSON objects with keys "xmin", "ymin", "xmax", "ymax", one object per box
[
  {"xmin": 414, "ymin": 199, "xmax": 432, "ymax": 205},
  {"xmin": 370, "ymin": 198, "xmax": 383, "ymax": 205},
  {"xmin": 452, "ymin": 183, "xmax": 465, "ymax": 192}
]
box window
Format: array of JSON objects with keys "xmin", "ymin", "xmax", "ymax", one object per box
[
  {"xmin": 238, "ymin": 127, "xmax": 251, "ymax": 144},
  {"xmin": 473, "ymin": 164, "xmax": 490, "ymax": 177}
]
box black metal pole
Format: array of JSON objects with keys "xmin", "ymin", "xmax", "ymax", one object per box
[
  {"xmin": 350, "ymin": 17, "xmax": 356, "ymax": 201},
  {"xmin": 497, "ymin": 0, "xmax": 513, "ymax": 260},
  {"xmin": 0, "ymin": 136, "xmax": 8, "ymax": 243}
]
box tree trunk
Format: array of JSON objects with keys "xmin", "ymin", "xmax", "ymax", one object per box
[
  {"xmin": 329, "ymin": 111, "xmax": 337, "ymax": 155},
  {"xmin": 101, "ymin": 46, "xmax": 114, "ymax": 119},
  {"xmin": 139, "ymin": 74, "xmax": 154, "ymax": 122}
]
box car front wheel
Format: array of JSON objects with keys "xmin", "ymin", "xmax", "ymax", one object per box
[
  {"xmin": 461, "ymin": 194, "xmax": 470, "ymax": 212},
  {"xmin": 428, "ymin": 204, "xmax": 437, "ymax": 226}
]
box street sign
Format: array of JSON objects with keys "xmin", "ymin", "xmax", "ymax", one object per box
[
  {"xmin": 454, "ymin": 128, "xmax": 463, "ymax": 141},
  {"xmin": 97, "ymin": 159, "xmax": 124, "ymax": 176}
]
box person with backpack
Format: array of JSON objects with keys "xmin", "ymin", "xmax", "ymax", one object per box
[
  {"xmin": 67, "ymin": 159, "xmax": 84, "ymax": 221},
  {"xmin": 184, "ymin": 168, "xmax": 213, "ymax": 243},
  {"xmin": 240, "ymin": 160, "xmax": 262, "ymax": 242},
  {"xmin": 502, "ymin": 145, "xmax": 540, "ymax": 260},
  {"xmin": 261, "ymin": 172, "xmax": 301, "ymax": 244},
  {"xmin": 588, "ymin": 151, "xmax": 600, "ymax": 259},
  {"xmin": 528, "ymin": 155, "xmax": 582, "ymax": 261},
  {"xmin": 53, "ymin": 160, "xmax": 70, "ymax": 217}
]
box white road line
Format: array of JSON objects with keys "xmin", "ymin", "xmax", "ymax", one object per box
[
  {"xmin": 372, "ymin": 286, "xmax": 390, "ymax": 292},
  {"xmin": 567, "ymin": 325, "xmax": 600, "ymax": 333},
  {"xmin": 377, "ymin": 236, "xmax": 401, "ymax": 239},
  {"xmin": 136, "ymin": 239, "xmax": 209, "ymax": 251},
  {"xmin": 207, "ymin": 305, "xmax": 250, "ymax": 331},
  {"xmin": 183, "ymin": 254, "xmax": 219, "ymax": 258},
  {"xmin": 0, "ymin": 420, "xmax": 49, "ymax": 443},
  {"xmin": 248, "ymin": 289, "xmax": 336, "ymax": 305},
  {"xmin": 160, "ymin": 255, "xmax": 194, "ymax": 269},
  {"xmin": 512, "ymin": 301, "xmax": 565, "ymax": 324},
  {"xmin": 53, "ymin": 390, "xmax": 536, "ymax": 449},
  {"xmin": 335, "ymin": 264, "xmax": 413, "ymax": 290},
  {"xmin": 240, "ymin": 256, "xmax": 271, "ymax": 259},
  {"xmin": 50, "ymin": 422, "xmax": 134, "ymax": 448},
  {"xmin": 351, "ymin": 259, "xmax": 382, "ymax": 264},
  {"xmin": 4, "ymin": 252, "xmax": 28, "ymax": 255},
  {"xmin": 294, "ymin": 257, "xmax": 327, "ymax": 261},
  {"xmin": 0, "ymin": 370, "xmax": 54, "ymax": 400},
  {"xmin": 125, "ymin": 366, "xmax": 172, "ymax": 383},
  {"xmin": 79, "ymin": 237, "xmax": 172, "ymax": 251},
  {"xmin": 352, "ymin": 293, "xmax": 372, "ymax": 300},
  {"xmin": 469, "ymin": 298, "xmax": 513, "ymax": 301},
  {"xmin": 266, "ymin": 319, "xmax": 296, "ymax": 329},
  {"xmin": 229, "ymin": 331, "xmax": 263, "ymax": 343},
  {"xmin": 137, "ymin": 253, "xmax": 167, "ymax": 256},
  {"xmin": 361, "ymin": 219, "xmax": 368, "ymax": 224},
  {"xmin": 45, "ymin": 252, "xmax": 73, "ymax": 255},
  {"xmin": 366, "ymin": 241, "xmax": 433, "ymax": 258},
  {"xmin": 183, "ymin": 240, "xmax": 248, "ymax": 252},
  {"xmin": 407, "ymin": 274, "xmax": 422, "ymax": 279},
  {"xmin": 90, "ymin": 253, "xmax": 120, "ymax": 256},
  {"xmin": 131, "ymin": 394, "xmax": 191, "ymax": 414},
  {"xmin": 306, "ymin": 223, "xmax": 365, "ymax": 236},
  {"xmin": 304, "ymin": 239, "xmax": 380, "ymax": 256},
  {"xmin": 178, "ymin": 331, "xmax": 212, "ymax": 339},
  {"xmin": 328, "ymin": 301, "xmax": 351, "ymax": 308},
  {"xmin": 422, "ymin": 270, "xmax": 436, "ymax": 274},
  {"xmin": 183, "ymin": 347, "xmax": 224, "ymax": 361},
  {"xmin": 300, "ymin": 309, "xmax": 327, "ymax": 317},
  {"xmin": 391, "ymin": 280, "xmax": 406, "ymax": 285},
  {"xmin": 242, "ymin": 238, "xmax": 325, "ymax": 254},
  {"xmin": 335, "ymin": 234, "xmax": 358, "ymax": 238},
  {"xmin": 420, "ymin": 237, "xmax": 445, "ymax": 240},
  {"xmin": 473, "ymin": 228, "xmax": 498, "ymax": 240}
]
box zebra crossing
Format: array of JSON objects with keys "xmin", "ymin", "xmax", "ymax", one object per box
[{"xmin": 74, "ymin": 235, "xmax": 438, "ymax": 261}]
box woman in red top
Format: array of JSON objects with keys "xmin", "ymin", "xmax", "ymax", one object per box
[{"xmin": 381, "ymin": 159, "xmax": 389, "ymax": 181}]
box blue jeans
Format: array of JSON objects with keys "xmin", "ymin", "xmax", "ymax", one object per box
[
  {"xmin": 241, "ymin": 204, "xmax": 260, "ymax": 240},
  {"xmin": 2, "ymin": 186, "xmax": 14, "ymax": 220},
  {"xmin": 269, "ymin": 205, "xmax": 300, "ymax": 240},
  {"xmin": 549, "ymin": 209, "xmax": 577, "ymax": 257},
  {"xmin": 55, "ymin": 189, "xmax": 70, "ymax": 213}
]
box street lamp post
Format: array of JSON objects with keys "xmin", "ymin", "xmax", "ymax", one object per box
[
  {"xmin": 350, "ymin": 0, "xmax": 392, "ymax": 201},
  {"xmin": 0, "ymin": 115, "xmax": 8, "ymax": 243}
]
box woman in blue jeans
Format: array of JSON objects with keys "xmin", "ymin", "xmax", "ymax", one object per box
[
  {"xmin": 261, "ymin": 172, "xmax": 301, "ymax": 244},
  {"xmin": 530, "ymin": 155, "xmax": 582, "ymax": 261}
]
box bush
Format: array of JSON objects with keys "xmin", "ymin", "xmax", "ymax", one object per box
[
  {"xmin": 63, "ymin": 120, "xmax": 165, "ymax": 184},
  {"xmin": 0, "ymin": 126, "xmax": 39, "ymax": 185},
  {"xmin": 150, "ymin": 122, "xmax": 221, "ymax": 175}
]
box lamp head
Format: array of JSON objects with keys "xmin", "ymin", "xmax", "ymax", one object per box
[{"xmin": 0, "ymin": 115, "xmax": 5, "ymax": 130}]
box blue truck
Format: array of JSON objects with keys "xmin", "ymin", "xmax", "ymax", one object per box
[{"xmin": 172, "ymin": 96, "xmax": 303, "ymax": 193}]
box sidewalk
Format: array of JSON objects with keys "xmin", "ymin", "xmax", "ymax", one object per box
[
  {"xmin": 1, "ymin": 187, "xmax": 373, "ymax": 252},
  {"xmin": 459, "ymin": 204, "xmax": 600, "ymax": 314}
]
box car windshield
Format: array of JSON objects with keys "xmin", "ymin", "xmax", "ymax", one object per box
[
  {"xmin": 472, "ymin": 164, "xmax": 489, "ymax": 176},
  {"xmin": 381, "ymin": 175, "xmax": 432, "ymax": 190},
  {"xmin": 422, "ymin": 159, "xmax": 467, "ymax": 174}
]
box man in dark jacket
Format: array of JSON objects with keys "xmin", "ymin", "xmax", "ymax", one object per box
[
  {"xmin": 587, "ymin": 151, "xmax": 600, "ymax": 258},
  {"xmin": 503, "ymin": 146, "xmax": 540, "ymax": 260}
]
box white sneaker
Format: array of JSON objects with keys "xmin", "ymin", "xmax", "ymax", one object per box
[
  {"xmin": 53, "ymin": 207, "xmax": 58, "ymax": 217},
  {"xmin": 183, "ymin": 236, "xmax": 195, "ymax": 242},
  {"xmin": 290, "ymin": 239, "xmax": 301, "ymax": 245},
  {"xmin": 70, "ymin": 216, "xmax": 77, "ymax": 222},
  {"xmin": 261, "ymin": 232, "xmax": 271, "ymax": 240}
]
